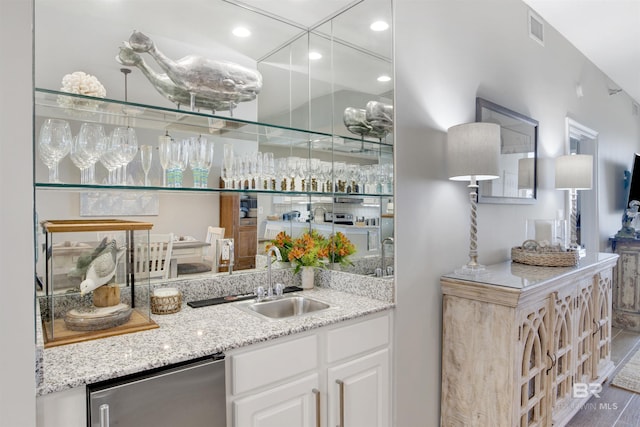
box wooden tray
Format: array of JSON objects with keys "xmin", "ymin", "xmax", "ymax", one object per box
[
  {"xmin": 42, "ymin": 309, "xmax": 158, "ymax": 348},
  {"xmin": 41, "ymin": 219, "xmax": 153, "ymax": 233}
]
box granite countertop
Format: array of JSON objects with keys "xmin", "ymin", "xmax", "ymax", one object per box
[{"xmin": 37, "ymin": 283, "xmax": 394, "ymax": 396}]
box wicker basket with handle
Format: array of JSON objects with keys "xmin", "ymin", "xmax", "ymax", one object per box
[{"xmin": 511, "ymin": 240, "xmax": 579, "ymax": 267}]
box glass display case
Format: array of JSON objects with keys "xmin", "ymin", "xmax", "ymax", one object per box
[{"xmin": 38, "ymin": 219, "xmax": 157, "ymax": 348}]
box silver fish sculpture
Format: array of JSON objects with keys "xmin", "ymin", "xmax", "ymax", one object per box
[
  {"xmin": 343, "ymin": 101, "xmax": 393, "ymax": 139},
  {"xmin": 126, "ymin": 30, "xmax": 262, "ymax": 107},
  {"xmin": 116, "ymin": 45, "xmax": 237, "ymax": 113}
]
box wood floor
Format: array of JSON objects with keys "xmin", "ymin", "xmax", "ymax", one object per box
[{"xmin": 566, "ymin": 327, "xmax": 640, "ymax": 427}]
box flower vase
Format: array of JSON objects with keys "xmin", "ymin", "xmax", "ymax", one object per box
[
  {"xmin": 331, "ymin": 262, "xmax": 341, "ymax": 271},
  {"xmin": 300, "ymin": 266, "xmax": 315, "ymax": 289}
]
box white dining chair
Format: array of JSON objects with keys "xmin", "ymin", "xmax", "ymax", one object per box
[
  {"xmin": 135, "ymin": 233, "xmax": 174, "ymax": 280},
  {"xmin": 176, "ymin": 226, "xmax": 225, "ymax": 275}
]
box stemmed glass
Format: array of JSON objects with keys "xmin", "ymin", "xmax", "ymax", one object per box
[
  {"xmin": 308, "ymin": 158, "xmax": 321, "ymax": 192},
  {"xmin": 262, "ymin": 152, "xmax": 274, "ymax": 190},
  {"xmin": 318, "ymin": 161, "xmax": 332, "ymax": 193},
  {"xmin": 38, "ymin": 119, "xmax": 72, "ymax": 183},
  {"xmin": 100, "ymin": 131, "xmax": 122, "ymax": 185},
  {"xmin": 188, "ymin": 136, "xmax": 214, "ymax": 188},
  {"xmin": 333, "ymin": 161, "xmax": 347, "ymax": 193},
  {"xmin": 70, "ymin": 136, "xmax": 93, "ymax": 184},
  {"xmin": 140, "ymin": 145, "xmax": 153, "ymax": 186},
  {"xmin": 158, "ymin": 133, "xmax": 172, "ymax": 187},
  {"xmin": 286, "ymin": 156, "xmax": 300, "ymax": 191},
  {"xmin": 249, "ymin": 151, "xmax": 262, "ymax": 190},
  {"xmin": 111, "ymin": 127, "xmax": 138, "ymax": 185},
  {"xmin": 222, "ymin": 144, "xmax": 234, "ymax": 189},
  {"xmin": 75, "ymin": 123, "xmax": 106, "ymax": 184},
  {"xmin": 234, "ymin": 155, "xmax": 248, "ymax": 190},
  {"xmin": 168, "ymin": 139, "xmax": 189, "ymax": 188},
  {"xmin": 277, "ymin": 157, "xmax": 288, "ymax": 191}
]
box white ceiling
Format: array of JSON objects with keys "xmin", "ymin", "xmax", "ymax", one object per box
[{"xmin": 523, "ymin": 0, "xmax": 640, "ymax": 104}]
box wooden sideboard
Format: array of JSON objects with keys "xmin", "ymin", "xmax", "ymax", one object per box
[
  {"xmin": 440, "ymin": 253, "xmax": 618, "ymax": 427},
  {"xmin": 610, "ymin": 238, "xmax": 640, "ymax": 331}
]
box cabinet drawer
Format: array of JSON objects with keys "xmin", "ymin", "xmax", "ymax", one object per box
[
  {"xmin": 230, "ymin": 335, "xmax": 318, "ymax": 395},
  {"xmin": 327, "ymin": 314, "xmax": 389, "ymax": 363}
]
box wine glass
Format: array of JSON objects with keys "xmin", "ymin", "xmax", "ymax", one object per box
[
  {"xmin": 38, "ymin": 119, "xmax": 72, "ymax": 183},
  {"xmin": 169, "ymin": 139, "xmax": 189, "ymax": 188},
  {"xmin": 188, "ymin": 136, "xmax": 214, "ymax": 188},
  {"xmin": 199, "ymin": 139, "xmax": 215, "ymax": 188},
  {"xmin": 69, "ymin": 135, "xmax": 93, "ymax": 184},
  {"xmin": 76, "ymin": 122, "xmax": 106, "ymax": 184},
  {"xmin": 158, "ymin": 133, "xmax": 172, "ymax": 187},
  {"xmin": 250, "ymin": 151, "xmax": 262, "ymax": 190},
  {"xmin": 222, "ymin": 144, "xmax": 234, "ymax": 189},
  {"xmin": 308, "ymin": 158, "xmax": 321, "ymax": 192},
  {"xmin": 333, "ymin": 161, "xmax": 347, "ymax": 193},
  {"xmin": 100, "ymin": 131, "xmax": 122, "ymax": 185},
  {"xmin": 111, "ymin": 127, "xmax": 138, "ymax": 185},
  {"xmin": 140, "ymin": 145, "xmax": 153, "ymax": 186},
  {"xmin": 263, "ymin": 152, "xmax": 274, "ymax": 190}
]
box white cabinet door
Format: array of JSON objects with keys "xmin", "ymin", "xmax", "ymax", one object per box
[
  {"xmin": 327, "ymin": 349, "xmax": 390, "ymax": 427},
  {"xmin": 232, "ymin": 373, "xmax": 320, "ymax": 427}
]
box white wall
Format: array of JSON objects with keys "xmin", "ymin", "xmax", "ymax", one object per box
[
  {"xmin": 393, "ymin": 0, "xmax": 640, "ymax": 425},
  {"xmin": 0, "ymin": 0, "xmax": 36, "ymax": 424}
]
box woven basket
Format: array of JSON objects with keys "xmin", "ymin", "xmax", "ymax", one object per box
[
  {"xmin": 511, "ymin": 240, "xmax": 579, "ymax": 267},
  {"xmin": 151, "ymin": 293, "xmax": 182, "ymax": 315}
]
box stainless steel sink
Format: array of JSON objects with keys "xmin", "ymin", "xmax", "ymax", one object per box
[{"xmin": 236, "ymin": 295, "xmax": 331, "ymax": 320}]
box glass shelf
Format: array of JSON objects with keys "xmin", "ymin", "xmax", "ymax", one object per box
[
  {"xmin": 34, "ymin": 182, "xmax": 392, "ymax": 198},
  {"xmin": 34, "ymin": 88, "xmax": 394, "ymax": 157}
]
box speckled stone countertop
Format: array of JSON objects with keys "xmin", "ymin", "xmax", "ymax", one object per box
[{"xmin": 37, "ymin": 270, "xmax": 394, "ymax": 396}]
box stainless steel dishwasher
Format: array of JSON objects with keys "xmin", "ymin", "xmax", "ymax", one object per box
[{"xmin": 87, "ymin": 353, "xmax": 225, "ymax": 427}]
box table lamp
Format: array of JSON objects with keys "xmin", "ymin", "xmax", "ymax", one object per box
[
  {"xmin": 447, "ymin": 122, "xmax": 501, "ymax": 274},
  {"xmin": 555, "ymin": 154, "xmax": 593, "ymax": 253}
]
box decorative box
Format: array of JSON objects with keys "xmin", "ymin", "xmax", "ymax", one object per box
[{"xmin": 37, "ymin": 219, "xmax": 158, "ymax": 347}]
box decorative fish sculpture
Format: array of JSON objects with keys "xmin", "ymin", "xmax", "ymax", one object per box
[
  {"xmin": 116, "ymin": 45, "xmax": 237, "ymax": 113},
  {"xmin": 80, "ymin": 242, "xmax": 126, "ymax": 295},
  {"xmin": 343, "ymin": 101, "xmax": 393, "ymax": 139},
  {"xmin": 124, "ymin": 30, "xmax": 262, "ymax": 110}
]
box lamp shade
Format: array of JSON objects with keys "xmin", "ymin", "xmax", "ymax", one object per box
[
  {"xmin": 555, "ymin": 154, "xmax": 593, "ymax": 190},
  {"xmin": 447, "ymin": 122, "xmax": 501, "ymax": 181},
  {"xmin": 518, "ymin": 157, "xmax": 535, "ymax": 190}
]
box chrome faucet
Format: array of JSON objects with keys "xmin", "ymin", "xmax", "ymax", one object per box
[
  {"xmin": 381, "ymin": 237, "xmax": 394, "ymax": 277},
  {"xmin": 259, "ymin": 245, "xmax": 283, "ymax": 300}
]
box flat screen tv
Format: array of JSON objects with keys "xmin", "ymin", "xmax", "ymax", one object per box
[{"xmin": 626, "ymin": 153, "xmax": 640, "ymax": 209}]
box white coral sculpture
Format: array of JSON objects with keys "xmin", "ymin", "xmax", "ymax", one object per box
[
  {"xmin": 60, "ymin": 71, "xmax": 106, "ymax": 98},
  {"xmin": 58, "ymin": 71, "xmax": 106, "ymax": 111}
]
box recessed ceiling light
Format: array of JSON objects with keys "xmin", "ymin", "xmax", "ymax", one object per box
[
  {"xmin": 370, "ymin": 21, "xmax": 389, "ymax": 31},
  {"xmin": 232, "ymin": 27, "xmax": 251, "ymax": 37},
  {"xmin": 309, "ymin": 51, "xmax": 322, "ymax": 60},
  {"xmin": 377, "ymin": 75, "xmax": 391, "ymax": 82}
]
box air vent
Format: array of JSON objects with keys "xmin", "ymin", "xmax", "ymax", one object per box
[{"xmin": 528, "ymin": 10, "xmax": 545, "ymax": 46}]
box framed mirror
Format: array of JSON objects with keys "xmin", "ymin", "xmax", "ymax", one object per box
[{"xmin": 475, "ymin": 97, "xmax": 538, "ymax": 204}]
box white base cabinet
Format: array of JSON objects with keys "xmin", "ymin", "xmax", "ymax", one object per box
[
  {"xmin": 228, "ymin": 312, "xmax": 392, "ymax": 427},
  {"xmin": 440, "ymin": 254, "xmax": 617, "ymax": 427}
]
